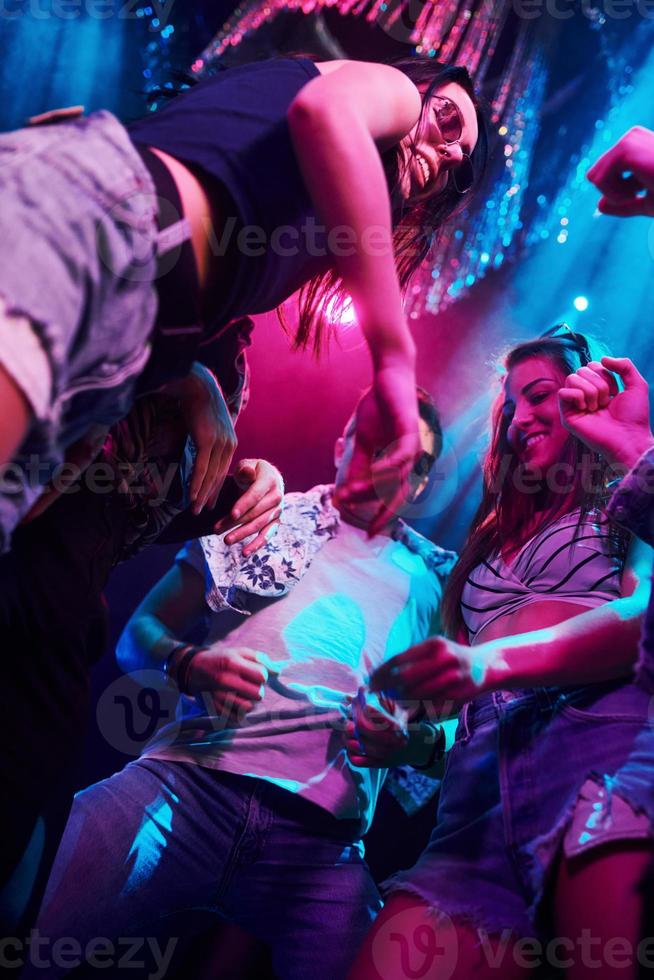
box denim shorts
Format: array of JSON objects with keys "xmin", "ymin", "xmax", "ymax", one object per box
[
  {"xmin": 0, "ymin": 110, "xmax": 160, "ymax": 549},
  {"xmin": 384, "ymin": 681, "xmax": 654, "ymax": 939}
]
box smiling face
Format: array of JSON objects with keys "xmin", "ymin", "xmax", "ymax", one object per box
[
  {"xmin": 399, "ymin": 81, "xmax": 479, "ymax": 202},
  {"xmin": 504, "ymin": 356, "xmax": 572, "ymax": 475}
]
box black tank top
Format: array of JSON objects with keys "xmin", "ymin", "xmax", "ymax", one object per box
[{"xmin": 127, "ymin": 58, "xmax": 331, "ymax": 326}]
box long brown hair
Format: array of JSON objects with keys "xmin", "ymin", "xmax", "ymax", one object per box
[
  {"xmin": 280, "ymin": 57, "xmax": 488, "ymax": 355},
  {"xmin": 440, "ymin": 331, "xmax": 630, "ymax": 639}
]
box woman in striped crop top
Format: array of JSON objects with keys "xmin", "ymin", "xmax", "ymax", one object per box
[{"xmin": 351, "ymin": 329, "xmax": 654, "ymax": 980}]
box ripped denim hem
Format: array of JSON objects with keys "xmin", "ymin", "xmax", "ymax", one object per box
[
  {"xmin": 525, "ymin": 771, "xmax": 654, "ymax": 923},
  {"xmin": 382, "ymin": 875, "xmax": 535, "ymax": 942}
]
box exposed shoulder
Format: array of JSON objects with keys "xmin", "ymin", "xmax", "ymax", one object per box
[
  {"xmin": 312, "ymin": 59, "xmax": 419, "ymax": 96},
  {"xmin": 312, "ymin": 59, "xmax": 413, "ymax": 84},
  {"xmin": 302, "ymin": 59, "xmax": 421, "ymax": 144}
]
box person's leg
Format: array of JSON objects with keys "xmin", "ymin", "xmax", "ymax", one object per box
[
  {"xmin": 224, "ymin": 778, "xmax": 532, "ymax": 980},
  {"xmin": 222, "ymin": 787, "xmax": 381, "ymax": 980},
  {"xmin": 343, "ymin": 702, "xmax": 537, "ymax": 979},
  {"xmin": 262, "ymin": 835, "xmax": 381, "ymax": 980},
  {"xmin": 21, "ymin": 760, "xmax": 252, "ymax": 979},
  {"xmin": 0, "ymin": 488, "xmax": 128, "ymax": 935},
  {"xmin": 552, "ymin": 841, "xmax": 654, "ymax": 980},
  {"xmin": 347, "ymin": 891, "xmax": 533, "ymax": 980}
]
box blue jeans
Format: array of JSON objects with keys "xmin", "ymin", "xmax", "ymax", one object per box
[{"xmin": 26, "ymin": 760, "xmax": 381, "ymax": 978}]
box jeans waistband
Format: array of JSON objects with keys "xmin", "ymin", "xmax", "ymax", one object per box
[
  {"xmin": 461, "ymin": 687, "xmax": 563, "ymax": 736},
  {"xmin": 217, "ymin": 771, "xmax": 362, "ymax": 842},
  {"xmin": 461, "ymin": 681, "xmax": 634, "ymax": 738}
]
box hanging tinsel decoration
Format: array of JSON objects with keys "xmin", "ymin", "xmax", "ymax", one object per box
[
  {"xmin": 191, "ymin": 0, "xmax": 529, "ymax": 81},
  {"xmin": 410, "ymin": 34, "xmax": 548, "ymax": 317}
]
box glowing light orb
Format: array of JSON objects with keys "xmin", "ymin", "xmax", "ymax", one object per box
[
  {"xmin": 322, "ymin": 295, "xmax": 356, "ymax": 328},
  {"xmin": 573, "ymin": 295, "xmax": 589, "ymax": 312}
]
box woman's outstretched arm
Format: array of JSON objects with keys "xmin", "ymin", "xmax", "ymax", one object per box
[
  {"xmin": 288, "ymin": 62, "xmax": 422, "ymax": 532},
  {"xmin": 370, "ymin": 537, "xmax": 653, "ymax": 706},
  {"xmin": 288, "ymin": 62, "xmax": 420, "ymax": 355},
  {"xmin": 477, "ymin": 536, "xmax": 652, "ymax": 692}
]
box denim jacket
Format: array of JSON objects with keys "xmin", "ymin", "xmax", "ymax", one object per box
[{"xmin": 0, "ymin": 111, "xmax": 163, "ymax": 550}]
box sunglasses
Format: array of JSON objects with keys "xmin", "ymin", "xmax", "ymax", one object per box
[
  {"xmin": 412, "ymin": 450, "xmax": 436, "ymax": 480},
  {"xmin": 432, "ymin": 95, "xmax": 475, "ymax": 195},
  {"xmin": 540, "ymin": 323, "xmax": 592, "ymax": 367}
]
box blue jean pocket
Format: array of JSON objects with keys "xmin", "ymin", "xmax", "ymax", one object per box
[{"xmin": 557, "ymin": 682, "xmax": 653, "ymax": 724}]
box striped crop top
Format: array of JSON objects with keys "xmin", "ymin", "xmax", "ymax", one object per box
[{"xmin": 461, "ymin": 509, "xmax": 626, "ymax": 644}]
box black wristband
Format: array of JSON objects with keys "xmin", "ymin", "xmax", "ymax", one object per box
[
  {"xmin": 412, "ymin": 724, "xmax": 446, "ymax": 771},
  {"xmin": 163, "ymin": 642, "xmax": 190, "ymax": 680},
  {"xmin": 164, "ymin": 643, "xmax": 202, "ymax": 694},
  {"xmin": 177, "ymin": 646, "xmax": 204, "ymax": 694}
]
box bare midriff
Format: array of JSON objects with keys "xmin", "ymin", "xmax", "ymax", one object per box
[
  {"xmin": 148, "ymin": 146, "xmax": 221, "ymax": 304},
  {"xmin": 472, "ymin": 599, "xmax": 597, "ymax": 647}
]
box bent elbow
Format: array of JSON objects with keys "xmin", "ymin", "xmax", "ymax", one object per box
[
  {"xmin": 287, "ymin": 91, "xmax": 323, "ymax": 135},
  {"xmin": 116, "ymin": 625, "xmax": 136, "ymax": 673},
  {"xmin": 288, "ymin": 91, "xmax": 354, "ymax": 140}
]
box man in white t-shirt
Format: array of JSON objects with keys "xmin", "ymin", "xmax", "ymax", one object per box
[{"xmin": 28, "ymin": 389, "xmax": 456, "ymax": 980}]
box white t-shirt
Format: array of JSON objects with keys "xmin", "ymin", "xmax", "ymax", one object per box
[{"xmin": 143, "ymin": 520, "xmax": 451, "ymax": 833}]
